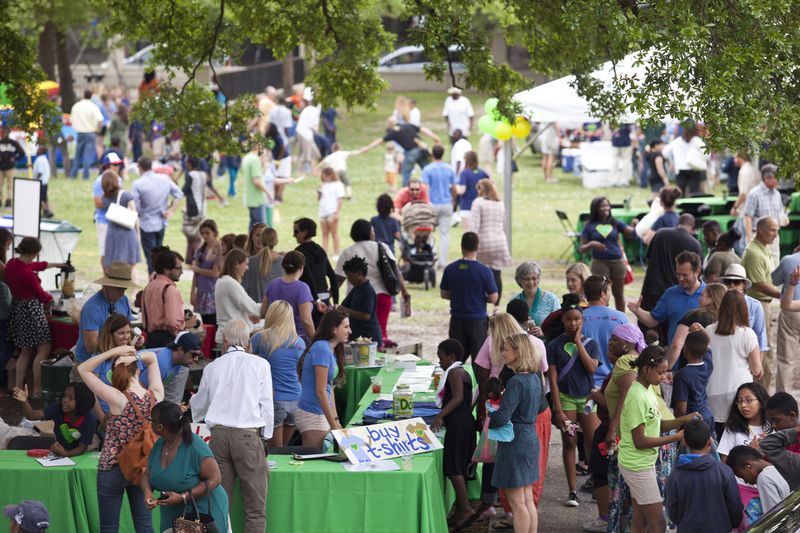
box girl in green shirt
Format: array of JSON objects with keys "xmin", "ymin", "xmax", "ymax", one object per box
[{"xmin": 618, "ymin": 347, "xmax": 697, "ymax": 533}]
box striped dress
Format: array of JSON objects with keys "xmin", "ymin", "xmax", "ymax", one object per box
[{"xmin": 471, "ymin": 197, "xmax": 512, "ymax": 270}]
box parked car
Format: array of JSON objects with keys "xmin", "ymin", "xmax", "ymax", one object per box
[{"xmin": 377, "ymin": 45, "xmax": 464, "ymax": 73}]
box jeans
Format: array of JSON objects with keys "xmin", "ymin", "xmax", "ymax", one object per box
[
  {"xmin": 249, "ymin": 205, "xmax": 266, "ymax": 230},
  {"xmin": 97, "ymin": 465, "xmax": 154, "ymax": 533},
  {"xmin": 71, "ymin": 132, "xmax": 96, "ymax": 180},
  {"xmin": 140, "ymin": 228, "xmax": 165, "ymax": 274},
  {"xmin": 400, "ymin": 147, "xmax": 422, "ymax": 186},
  {"xmin": 433, "ymin": 203, "xmax": 453, "ymax": 267},
  {"xmin": 227, "ymin": 166, "xmax": 238, "ymax": 196}
]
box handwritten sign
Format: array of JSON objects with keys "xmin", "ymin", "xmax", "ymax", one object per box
[
  {"xmin": 332, "ymin": 417, "xmax": 442, "ymax": 465},
  {"xmin": 191, "ymin": 423, "xmax": 212, "ymax": 443}
]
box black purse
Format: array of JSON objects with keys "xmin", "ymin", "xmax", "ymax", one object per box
[
  {"xmin": 172, "ymin": 481, "xmax": 219, "ymax": 533},
  {"xmin": 376, "ymin": 241, "xmax": 400, "ymax": 296}
]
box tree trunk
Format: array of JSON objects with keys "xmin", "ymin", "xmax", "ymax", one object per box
[
  {"xmin": 55, "ymin": 29, "xmax": 76, "ymax": 110},
  {"xmin": 281, "ymin": 52, "xmax": 295, "ymax": 94},
  {"xmin": 38, "ymin": 21, "xmax": 57, "ymax": 80}
]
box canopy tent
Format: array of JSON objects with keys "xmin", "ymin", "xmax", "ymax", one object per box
[{"xmin": 513, "ymin": 54, "xmax": 646, "ymax": 128}]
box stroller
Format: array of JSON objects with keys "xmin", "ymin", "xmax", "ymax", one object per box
[{"xmin": 399, "ymin": 201, "xmax": 438, "ymax": 290}]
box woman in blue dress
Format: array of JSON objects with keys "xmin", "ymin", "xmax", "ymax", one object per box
[
  {"xmin": 101, "ymin": 170, "xmax": 141, "ymax": 270},
  {"xmin": 142, "ymin": 401, "xmax": 229, "ymax": 532},
  {"xmin": 490, "ymin": 332, "xmax": 546, "ymax": 533}
]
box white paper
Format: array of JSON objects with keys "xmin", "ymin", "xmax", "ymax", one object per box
[
  {"xmin": 36, "ymin": 456, "xmax": 75, "ymax": 467},
  {"xmin": 392, "ymin": 366, "xmax": 435, "ymax": 393},
  {"xmin": 341, "ymin": 460, "xmax": 401, "ymax": 472}
]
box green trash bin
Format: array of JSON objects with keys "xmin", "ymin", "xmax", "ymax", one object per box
[{"xmin": 40, "ymin": 361, "xmax": 72, "ymax": 404}]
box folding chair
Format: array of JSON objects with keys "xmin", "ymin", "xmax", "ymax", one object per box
[{"xmin": 555, "ymin": 210, "xmax": 583, "ymax": 263}]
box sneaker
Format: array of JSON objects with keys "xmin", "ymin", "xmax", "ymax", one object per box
[
  {"xmin": 564, "ymin": 491, "xmax": 580, "ymax": 507},
  {"xmin": 475, "ymin": 506, "xmax": 496, "ymax": 522},
  {"xmin": 582, "ymin": 517, "xmax": 608, "ymax": 532},
  {"xmin": 3, "ymin": 199, "xmax": 10, "ymax": 208},
  {"xmin": 579, "ymin": 477, "xmax": 594, "ymax": 493},
  {"xmin": 42, "ymin": 210, "xmax": 55, "ymax": 219}
]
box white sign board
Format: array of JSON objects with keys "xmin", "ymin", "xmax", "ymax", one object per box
[
  {"xmin": 191, "ymin": 423, "xmax": 212, "ymax": 443},
  {"xmin": 332, "ymin": 417, "xmax": 442, "ymax": 465},
  {"xmin": 12, "ymin": 178, "xmax": 41, "ymax": 239}
]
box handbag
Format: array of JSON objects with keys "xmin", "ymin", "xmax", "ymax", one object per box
[
  {"xmin": 621, "ymin": 246, "xmax": 634, "ymax": 285},
  {"xmin": 118, "ymin": 391, "xmax": 156, "ymax": 484},
  {"xmin": 106, "ymin": 190, "xmax": 138, "ymax": 229},
  {"xmin": 376, "ymin": 242, "xmax": 400, "ymax": 296},
  {"xmin": 173, "ymin": 481, "xmax": 219, "ymax": 533},
  {"xmin": 471, "ymin": 414, "xmax": 497, "ymax": 463},
  {"xmin": 686, "ymin": 146, "xmax": 707, "ymax": 171}
]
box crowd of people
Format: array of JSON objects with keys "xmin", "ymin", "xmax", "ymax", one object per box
[{"xmin": 2, "ymin": 78, "xmax": 800, "ymax": 533}]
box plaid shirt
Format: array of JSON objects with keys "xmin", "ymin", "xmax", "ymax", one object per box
[{"xmin": 743, "ymin": 182, "xmax": 784, "ymax": 222}]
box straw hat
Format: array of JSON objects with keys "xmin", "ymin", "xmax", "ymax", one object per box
[
  {"xmin": 94, "ymin": 262, "xmax": 139, "ymax": 289},
  {"xmin": 720, "ymin": 264, "xmax": 752, "ymax": 289}
]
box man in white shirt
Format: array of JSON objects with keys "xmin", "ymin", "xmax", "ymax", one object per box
[
  {"xmin": 442, "ymin": 87, "xmax": 474, "ymax": 143},
  {"xmin": 450, "ymin": 129, "xmax": 472, "ymax": 177},
  {"xmin": 268, "ymin": 97, "xmax": 294, "ymax": 201},
  {"xmin": 296, "ymin": 99, "xmax": 321, "ymax": 174},
  {"xmin": 69, "ymin": 90, "xmax": 104, "ymax": 180},
  {"xmin": 190, "ymin": 320, "xmax": 273, "ymax": 533}
]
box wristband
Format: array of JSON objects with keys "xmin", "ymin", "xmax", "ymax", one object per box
[{"xmin": 182, "ymin": 492, "xmax": 187, "ymax": 504}]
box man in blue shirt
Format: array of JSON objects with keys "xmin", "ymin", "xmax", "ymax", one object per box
[
  {"xmin": 771, "ymin": 251, "xmax": 800, "ymax": 398},
  {"xmin": 131, "ymin": 156, "xmax": 183, "ymax": 273},
  {"xmin": 581, "ymin": 275, "xmax": 629, "ymax": 386},
  {"xmin": 440, "ymin": 232, "xmax": 498, "ymax": 364},
  {"xmin": 71, "ymin": 263, "xmax": 138, "ymax": 381},
  {"xmin": 422, "ymin": 144, "xmax": 457, "ymax": 268},
  {"xmin": 629, "ymin": 251, "xmax": 705, "ymax": 345},
  {"xmin": 93, "ymin": 331, "xmax": 202, "ymax": 410}
]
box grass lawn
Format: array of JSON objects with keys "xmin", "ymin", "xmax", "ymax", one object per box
[{"xmin": 42, "ymin": 91, "xmax": 680, "ymax": 315}]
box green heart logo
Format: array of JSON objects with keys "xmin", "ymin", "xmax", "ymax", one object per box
[
  {"xmin": 564, "ymin": 342, "xmax": 577, "ymax": 357},
  {"xmin": 415, "ymin": 429, "xmax": 424, "ymax": 436},
  {"xmin": 350, "ymin": 443, "xmax": 359, "ymax": 450},
  {"xmin": 106, "ymin": 370, "xmax": 113, "ymax": 383},
  {"xmin": 595, "ymin": 224, "xmax": 613, "ymax": 239}
]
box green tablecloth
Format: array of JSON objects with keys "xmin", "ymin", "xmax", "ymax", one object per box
[
  {"xmin": 676, "ymin": 196, "xmax": 735, "ymax": 216},
  {"xmin": 336, "ymin": 361, "xmax": 432, "ymax": 426}
]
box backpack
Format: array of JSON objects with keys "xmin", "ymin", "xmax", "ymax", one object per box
[
  {"xmin": 376, "ymin": 241, "xmax": 400, "ymax": 296},
  {"xmin": 118, "ymin": 391, "xmax": 157, "ymax": 484}
]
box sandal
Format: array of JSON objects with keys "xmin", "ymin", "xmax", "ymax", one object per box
[
  {"xmin": 576, "ymin": 463, "xmax": 590, "ymax": 476},
  {"xmin": 494, "ymin": 517, "xmax": 514, "ymax": 530}
]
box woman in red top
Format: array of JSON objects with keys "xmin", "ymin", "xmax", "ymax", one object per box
[{"xmin": 5, "ymin": 237, "xmax": 64, "ymax": 398}]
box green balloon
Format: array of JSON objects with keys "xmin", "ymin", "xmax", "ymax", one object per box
[
  {"xmin": 478, "ymin": 114, "xmax": 496, "ymax": 135},
  {"xmin": 484, "ymin": 98, "xmax": 499, "ymax": 114}
]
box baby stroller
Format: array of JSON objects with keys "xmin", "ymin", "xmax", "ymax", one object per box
[{"xmin": 399, "ymin": 201, "xmax": 438, "ymax": 290}]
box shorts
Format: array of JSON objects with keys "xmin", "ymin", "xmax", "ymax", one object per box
[
  {"xmin": 618, "ymin": 463, "xmax": 662, "ymax": 505},
  {"xmin": 591, "ymin": 258, "xmax": 627, "ymax": 280},
  {"xmin": 96, "ymin": 222, "xmax": 109, "ymax": 255},
  {"xmin": 559, "ymin": 392, "xmax": 596, "ymax": 413},
  {"xmin": 274, "ymin": 400, "xmax": 299, "ymax": 427},
  {"xmin": 277, "ymin": 156, "xmax": 292, "ymax": 178},
  {"xmin": 336, "ymin": 170, "xmax": 349, "ymax": 187},
  {"xmin": 320, "ymin": 213, "xmax": 338, "ymax": 223},
  {"xmin": 294, "ymin": 408, "xmax": 330, "ymax": 433},
  {"xmin": 649, "ymin": 179, "xmax": 665, "ymax": 193},
  {"xmin": 40, "ymin": 183, "xmax": 48, "ymax": 203}
]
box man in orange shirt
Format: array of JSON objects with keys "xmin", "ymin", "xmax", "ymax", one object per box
[{"xmin": 142, "ymin": 250, "xmax": 190, "ymax": 348}]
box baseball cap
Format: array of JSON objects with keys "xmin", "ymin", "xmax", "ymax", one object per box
[
  {"xmin": 101, "ymin": 152, "xmax": 123, "ymax": 166},
  {"xmin": 4, "ymin": 500, "xmax": 50, "ymax": 532},
  {"xmin": 167, "ymin": 331, "xmax": 202, "ymax": 351}
]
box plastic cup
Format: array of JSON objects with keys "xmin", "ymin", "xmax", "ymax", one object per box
[
  {"xmin": 370, "ymin": 376, "xmax": 382, "ymax": 393},
  {"xmin": 402, "ymin": 453, "xmax": 413, "ymax": 471},
  {"xmin": 385, "ymin": 354, "xmax": 397, "ymax": 372}
]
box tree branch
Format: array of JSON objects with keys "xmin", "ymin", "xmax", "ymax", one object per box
[
  {"xmin": 182, "ymin": 0, "xmax": 225, "ymax": 93},
  {"xmin": 320, "ymin": 0, "xmax": 341, "ymax": 42}
]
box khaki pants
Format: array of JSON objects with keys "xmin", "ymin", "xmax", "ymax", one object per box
[
  {"xmin": 759, "ymin": 300, "xmax": 776, "ymax": 393},
  {"xmin": 776, "ymin": 310, "xmax": 800, "ymax": 398},
  {"xmin": 0, "ymin": 168, "xmax": 14, "ymax": 203},
  {"xmin": 210, "ymin": 426, "xmax": 268, "ymax": 533}
]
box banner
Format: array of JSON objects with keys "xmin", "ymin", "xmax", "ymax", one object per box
[
  {"xmin": 191, "ymin": 423, "xmax": 212, "ymax": 443},
  {"xmin": 332, "ymin": 417, "xmax": 442, "ymax": 465}
]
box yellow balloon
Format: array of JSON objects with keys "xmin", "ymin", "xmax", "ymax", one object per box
[
  {"xmin": 511, "ymin": 116, "xmax": 531, "ymax": 138},
  {"xmin": 494, "ymin": 122, "xmax": 512, "ymax": 141}
]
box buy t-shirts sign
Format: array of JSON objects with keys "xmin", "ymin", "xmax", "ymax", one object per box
[{"xmin": 332, "ymin": 417, "xmax": 442, "ymax": 464}]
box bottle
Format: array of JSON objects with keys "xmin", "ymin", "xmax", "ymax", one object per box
[
  {"xmin": 393, "ymin": 383, "xmax": 414, "ymax": 419},
  {"xmin": 432, "ymin": 365, "xmax": 444, "ymax": 390}
]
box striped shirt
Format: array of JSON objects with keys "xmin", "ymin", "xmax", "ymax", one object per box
[{"xmin": 743, "ymin": 182, "xmax": 784, "ymax": 223}]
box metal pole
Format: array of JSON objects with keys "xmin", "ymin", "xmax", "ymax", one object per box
[{"xmin": 503, "ymin": 139, "xmax": 513, "ymax": 253}]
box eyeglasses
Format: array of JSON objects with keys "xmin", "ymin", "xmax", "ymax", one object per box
[
  {"xmin": 735, "ymin": 397, "xmax": 759, "ymax": 406},
  {"xmin": 723, "ymin": 279, "xmax": 745, "ymax": 286}
]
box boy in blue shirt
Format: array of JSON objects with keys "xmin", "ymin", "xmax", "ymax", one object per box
[
  {"xmin": 666, "ymin": 419, "xmax": 742, "ymax": 532},
  {"xmin": 672, "ymin": 329, "xmax": 714, "ymax": 431}
]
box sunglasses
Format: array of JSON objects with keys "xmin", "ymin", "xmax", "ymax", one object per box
[{"xmin": 723, "ymin": 279, "xmax": 745, "ymax": 285}]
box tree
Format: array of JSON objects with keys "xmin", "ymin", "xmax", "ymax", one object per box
[{"xmin": 6, "ymin": 0, "xmax": 800, "ymax": 174}]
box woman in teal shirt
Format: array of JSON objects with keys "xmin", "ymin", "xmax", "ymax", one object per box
[
  {"xmin": 142, "ymin": 402, "xmax": 229, "ymax": 532},
  {"xmin": 513, "ymin": 261, "xmax": 560, "ymax": 335}
]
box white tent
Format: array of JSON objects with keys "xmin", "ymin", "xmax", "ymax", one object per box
[{"xmin": 513, "ymin": 54, "xmax": 646, "ymax": 128}]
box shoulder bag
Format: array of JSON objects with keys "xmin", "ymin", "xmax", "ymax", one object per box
[
  {"xmin": 106, "ymin": 190, "xmax": 138, "ymax": 229},
  {"xmin": 173, "ymin": 480, "xmax": 219, "ymax": 533},
  {"xmin": 118, "ymin": 391, "xmax": 157, "ymax": 484},
  {"xmin": 376, "ymin": 242, "xmax": 400, "ymax": 296}
]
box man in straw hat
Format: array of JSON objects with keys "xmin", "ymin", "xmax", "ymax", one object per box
[
  {"xmin": 442, "ymin": 86, "xmax": 474, "ymax": 144},
  {"xmin": 720, "ymin": 264, "xmax": 768, "ymax": 354},
  {"xmin": 71, "ymin": 262, "xmax": 140, "ymax": 382}
]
